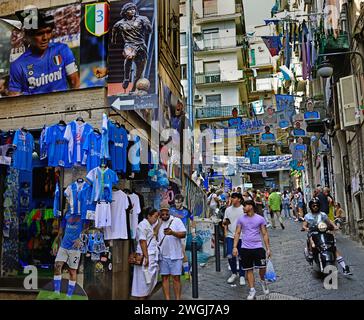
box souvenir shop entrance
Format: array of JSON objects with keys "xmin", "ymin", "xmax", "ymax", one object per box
[{"xmin": 0, "ymin": 114, "xmax": 147, "ymax": 299}]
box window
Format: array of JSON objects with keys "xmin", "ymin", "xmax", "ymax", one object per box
[
  {"xmin": 203, "ymin": 61, "xmax": 220, "ymax": 73},
  {"xmin": 206, "ymin": 94, "xmax": 221, "ymax": 108},
  {"xmin": 203, "ymin": 0, "xmax": 218, "ymax": 16},
  {"xmin": 203, "ymin": 28, "xmax": 219, "ymax": 49},
  {"xmin": 181, "ymin": 64, "xmax": 187, "ymax": 79},
  {"xmin": 180, "ymin": 32, "xmax": 187, "ymax": 47}
]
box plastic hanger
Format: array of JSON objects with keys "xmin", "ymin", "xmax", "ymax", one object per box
[
  {"xmin": 58, "ymin": 120, "xmax": 66, "ymax": 126},
  {"xmin": 93, "ymin": 128, "xmax": 101, "ymax": 134},
  {"xmin": 77, "ymin": 178, "xmax": 84, "ymax": 183},
  {"xmin": 76, "ymin": 117, "xmax": 85, "ymax": 123}
]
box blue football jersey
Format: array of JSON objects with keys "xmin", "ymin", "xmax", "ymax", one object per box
[
  {"xmin": 60, "ymin": 214, "xmax": 85, "ymax": 250},
  {"xmin": 169, "ymin": 206, "xmax": 193, "ymax": 227},
  {"xmin": 9, "ymin": 43, "xmax": 77, "ymax": 95},
  {"xmin": 45, "ymin": 124, "xmax": 71, "ymax": 168},
  {"xmin": 12, "ymin": 129, "xmax": 34, "ymax": 172},
  {"xmin": 83, "ymin": 131, "xmax": 102, "ymax": 172},
  {"xmin": 86, "ymin": 167, "xmax": 119, "ymax": 202},
  {"xmin": 108, "ymin": 121, "xmax": 129, "ymax": 173}
]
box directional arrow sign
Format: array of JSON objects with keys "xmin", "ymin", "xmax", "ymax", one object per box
[{"xmin": 111, "ymin": 98, "xmax": 135, "ymax": 110}]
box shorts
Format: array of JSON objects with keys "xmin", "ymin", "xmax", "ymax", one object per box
[
  {"xmin": 159, "ymin": 258, "xmax": 183, "ymax": 276},
  {"xmin": 239, "ymin": 248, "xmax": 267, "ymax": 271},
  {"xmin": 95, "ymin": 202, "xmax": 111, "ymax": 228},
  {"xmin": 298, "ymin": 202, "xmax": 304, "ymax": 209},
  {"xmin": 55, "ymin": 247, "xmax": 81, "ymax": 270}
]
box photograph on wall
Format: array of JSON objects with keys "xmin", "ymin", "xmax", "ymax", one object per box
[
  {"xmin": 0, "ymin": 3, "xmax": 108, "ymax": 99},
  {"xmin": 263, "ymin": 106, "xmax": 277, "ymax": 126},
  {"xmin": 107, "ymin": 0, "xmax": 158, "ymax": 110},
  {"xmin": 304, "ymin": 99, "xmax": 320, "ymax": 121}
]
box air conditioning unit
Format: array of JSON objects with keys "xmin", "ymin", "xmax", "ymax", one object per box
[
  {"xmin": 194, "ymin": 94, "xmax": 203, "ymax": 102},
  {"xmin": 339, "ymin": 75, "xmax": 360, "ymax": 129},
  {"xmin": 192, "ymin": 26, "xmax": 202, "ymax": 35}
]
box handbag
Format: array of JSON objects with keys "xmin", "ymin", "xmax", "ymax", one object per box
[{"xmin": 128, "ymin": 236, "xmax": 154, "ymax": 265}]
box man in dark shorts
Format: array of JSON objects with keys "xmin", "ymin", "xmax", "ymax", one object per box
[{"xmin": 233, "ymin": 200, "xmax": 271, "ymax": 300}]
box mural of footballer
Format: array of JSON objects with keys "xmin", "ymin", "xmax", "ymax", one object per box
[
  {"xmin": 111, "ymin": 2, "xmax": 152, "ymax": 93},
  {"xmin": 8, "ymin": 11, "xmax": 80, "ymax": 96}
]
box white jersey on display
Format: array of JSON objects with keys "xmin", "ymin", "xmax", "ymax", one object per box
[
  {"xmin": 104, "ymin": 190, "xmax": 129, "ymax": 240},
  {"xmin": 129, "ymin": 193, "xmax": 141, "ymax": 239}
]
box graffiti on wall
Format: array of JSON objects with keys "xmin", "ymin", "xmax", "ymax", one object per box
[{"xmin": 185, "ymin": 177, "xmax": 207, "ymax": 218}]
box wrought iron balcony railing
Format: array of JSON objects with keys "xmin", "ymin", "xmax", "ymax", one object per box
[{"xmin": 195, "ymin": 105, "xmax": 248, "ymax": 119}]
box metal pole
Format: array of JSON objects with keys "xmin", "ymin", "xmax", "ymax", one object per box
[
  {"xmin": 214, "ymin": 224, "xmax": 221, "ymax": 272},
  {"xmin": 187, "ymin": 0, "xmax": 195, "ymax": 127},
  {"xmin": 191, "ymin": 240, "xmax": 198, "ymax": 299}
]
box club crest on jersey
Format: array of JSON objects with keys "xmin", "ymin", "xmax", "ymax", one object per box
[
  {"xmin": 53, "ymin": 55, "xmax": 62, "ymax": 66},
  {"xmin": 27, "ymin": 64, "xmax": 33, "ymax": 70}
]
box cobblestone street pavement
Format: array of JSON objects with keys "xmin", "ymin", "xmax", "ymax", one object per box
[{"xmin": 151, "ymin": 220, "xmax": 364, "ymax": 300}]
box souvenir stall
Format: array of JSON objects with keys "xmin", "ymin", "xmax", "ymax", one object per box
[{"xmin": 0, "ymin": 113, "xmax": 146, "ymax": 299}]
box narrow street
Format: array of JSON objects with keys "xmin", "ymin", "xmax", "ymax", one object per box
[{"xmin": 151, "ymin": 220, "xmax": 364, "ymax": 300}]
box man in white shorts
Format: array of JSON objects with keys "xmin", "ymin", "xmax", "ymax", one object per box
[{"xmin": 49, "ymin": 213, "xmax": 87, "ymax": 299}]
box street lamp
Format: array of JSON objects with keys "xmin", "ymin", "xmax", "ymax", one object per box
[
  {"xmin": 317, "ymin": 51, "xmax": 364, "ymax": 77},
  {"xmin": 317, "ymin": 59, "xmax": 334, "ymax": 78}
]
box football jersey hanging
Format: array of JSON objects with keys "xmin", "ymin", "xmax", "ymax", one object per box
[
  {"xmin": 12, "ymin": 129, "xmax": 34, "ymax": 172},
  {"xmin": 46, "ymin": 124, "xmax": 71, "ymax": 167},
  {"xmin": 83, "ymin": 130, "xmax": 102, "ymax": 172},
  {"xmin": 64, "ymin": 180, "xmax": 87, "ymax": 215},
  {"xmin": 104, "ymin": 190, "xmax": 129, "ymax": 240},
  {"xmin": 64, "ymin": 120, "xmax": 93, "ymax": 165},
  {"xmin": 86, "ymin": 166, "xmax": 119, "ymax": 202},
  {"xmin": 108, "ymin": 120, "xmax": 129, "ymax": 173}
]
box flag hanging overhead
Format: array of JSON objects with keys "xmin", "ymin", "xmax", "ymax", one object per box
[
  {"xmin": 261, "ymin": 36, "xmax": 282, "ymax": 57},
  {"xmin": 85, "ymin": 2, "xmax": 110, "ymax": 37}
]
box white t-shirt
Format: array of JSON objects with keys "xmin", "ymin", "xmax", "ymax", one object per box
[
  {"xmin": 129, "ymin": 193, "xmax": 141, "ymax": 239},
  {"xmin": 158, "ymin": 217, "xmax": 186, "ymax": 260},
  {"xmin": 224, "ymin": 205, "xmax": 244, "ymax": 238},
  {"xmin": 136, "ymin": 219, "xmax": 158, "ymax": 256},
  {"xmin": 209, "ymin": 193, "xmax": 218, "ymax": 209},
  {"xmin": 104, "ymin": 190, "xmax": 129, "ymax": 240}
]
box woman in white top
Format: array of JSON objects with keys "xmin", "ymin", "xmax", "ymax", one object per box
[{"xmin": 131, "ymin": 208, "xmax": 160, "ymax": 299}]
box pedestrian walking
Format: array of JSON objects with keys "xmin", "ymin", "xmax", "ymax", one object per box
[
  {"xmin": 207, "ymin": 187, "xmax": 220, "ymax": 216},
  {"xmin": 253, "ymin": 190, "xmax": 264, "ymax": 217},
  {"xmin": 334, "ymin": 202, "xmax": 345, "ymax": 228},
  {"xmin": 317, "ymin": 186, "xmax": 329, "ymax": 215},
  {"xmin": 281, "ymin": 190, "xmax": 291, "ymax": 219},
  {"xmin": 262, "ymin": 190, "xmax": 272, "ymax": 228},
  {"xmin": 268, "ymin": 188, "xmax": 285, "ymax": 230},
  {"xmin": 296, "ymin": 187, "xmax": 305, "ymax": 222},
  {"xmin": 222, "ymin": 193, "xmax": 246, "ymax": 286},
  {"xmin": 158, "ymin": 204, "xmax": 187, "ymax": 300},
  {"xmin": 233, "ymin": 200, "xmax": 271, "ymax": 300},
  {"xmin": 131, "ymin": 208, "xmax": 160, "ymax": 300}
]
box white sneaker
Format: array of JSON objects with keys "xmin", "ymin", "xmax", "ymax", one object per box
[
  {"xmin": 247, "ymin": 288, "xmax": 256, "ymax": 300},
  {"xmin": 239, "ymin": 276, "xmax": 246, "ymax": 286},
  {"xmin": 267, "ymin": 224, "xmax": 272, "ymax": 228},
  {"xmin": 261, "ymin": 281, "xmax": 269, "ymax": 295},
  {"xmin": 227, "ymin": 265, "xmax": 231, "ymax": 271},
  {"xmin": 227, "ymin": 274, "xmax": 238, "ymax": 284}
]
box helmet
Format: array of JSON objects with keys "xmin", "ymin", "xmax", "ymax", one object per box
[{"xmin": 309, "ymin": 197, "xmax": 320, "ymax": 213}]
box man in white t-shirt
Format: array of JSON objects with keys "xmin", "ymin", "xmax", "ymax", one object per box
[
  {"xmin": 207, "ymin": 187, "xmax": 220, "ymax": 215},
  {"xmin": 158, "ymin": 203, "xmax": 186, "ymax": 300},
  {"xmin": 223, "ymin": 192, "xmax": 246, "ymax": 286}
]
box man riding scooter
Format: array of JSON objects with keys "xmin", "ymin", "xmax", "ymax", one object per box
[{"xmin": 302, "ymin": 197, "xmax": 352, "ymax": 276}]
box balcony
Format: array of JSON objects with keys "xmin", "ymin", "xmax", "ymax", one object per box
[
  {"xmin": 195, "ymin": 71, "xmax": 221, "ymax": 85},
  {"xmin": 194, "ymin": 35, "xmax": 245, "ymax": 52},
  {"xmin": 195, "ymin": 105, "xmax": 248, "ymax": 119},
  {"xmin": 196, "ymin": 4, "xmax": 243, "ymax": 24}
]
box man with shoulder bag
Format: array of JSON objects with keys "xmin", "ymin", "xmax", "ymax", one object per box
[{"xmin": 158, "ymin": 203, "xmax": 186, "ymax": 300}]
